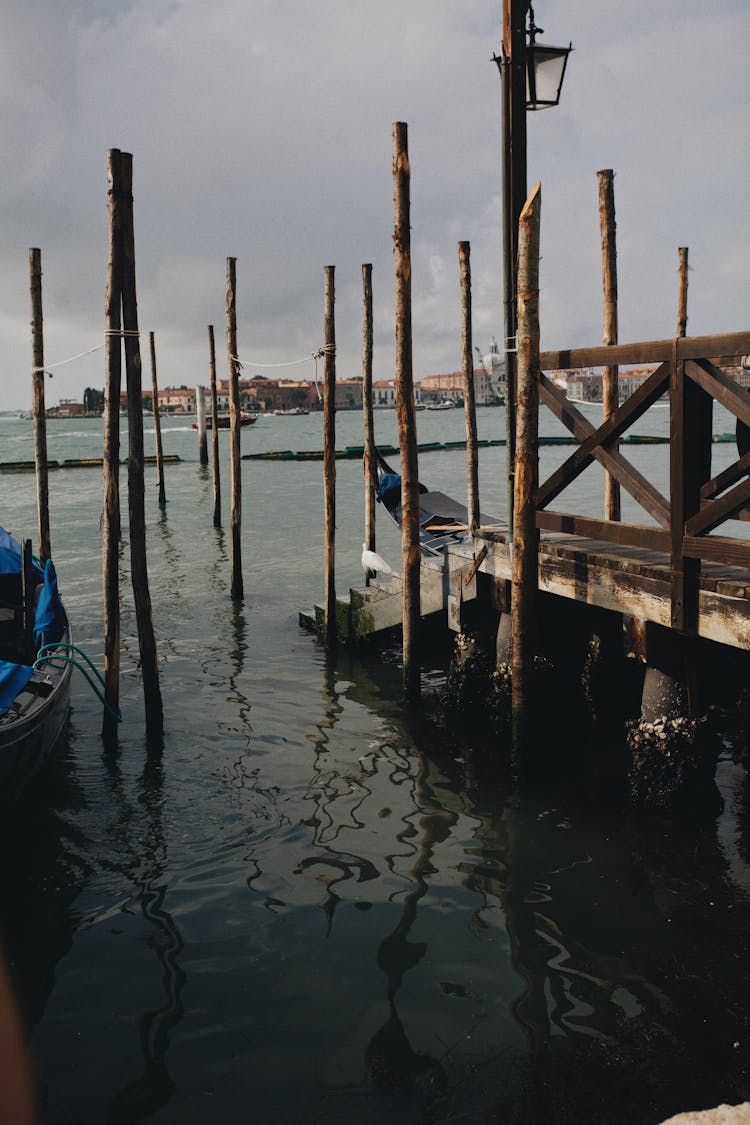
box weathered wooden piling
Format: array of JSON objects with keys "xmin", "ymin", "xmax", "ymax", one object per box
[
  {"xmin": 102, "ymin": 149, "xmax": 123, "ymax": 740},
  {"xmin": 208, "ymin": 324, "xmax": 221, "ymax": 526},
  {"xmin": 226, "ymin": 258, "xmax": 243, "ymax": 601},
  {"xmin": 323, "ymin": 265, "xmax": 337, "ymax": 646},
  {"xmin": 196, "ymin": 386, "xmax": 209, "ymax": 466},
  {"xmin": 597, "ymin": 169, "xmax": 621, "ymax": 522},
  {"xmin": 392, "ymin": 122, "xmax": 421, "ymax": 701},
  {"xmin": 677, "ymin": 247, "xmax": 689, "ymax": 338},
  {"xmin": 149, "ymin": 331, "xmax": 167, "ymax": 506},
  {"xmin": 29, "ymin": 248, "xmax": 51, "ymax": 561},
  {"xmin": 362, "ymin": 263, "xmax": 377, "ymax": 584},
  {"xmin": 459, "ymin": 241, "xmax": 480, "ymax": 532},
  {"xmin": 21, "ymin": 540, "xmax": 35, "ymax": 663},
  {"xmin": 119, "ymin": 150, "xmax": 163, "ymax": 740},
  {"xmin": 511, "ymin": 182, "xmax": 542, "ymax": 755}
]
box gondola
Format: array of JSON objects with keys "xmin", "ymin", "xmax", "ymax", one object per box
[
  {"xmin": 191, "ymin": 412, "xmax": 257, "ymax": 430},
  {"xmin": 0, "ymin": 528, "xmax": 71, "ymax": 797},
  {"xmin": 375, "ymin": 450, "xmax": 499, "ymax": 556}
]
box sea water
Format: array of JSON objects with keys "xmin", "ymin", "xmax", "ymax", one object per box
[{"xmin": 0, "ymin": 407, "xmax": 749, "ymax": 1124}]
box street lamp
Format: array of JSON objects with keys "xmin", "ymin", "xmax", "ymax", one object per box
[
  {"xmin": 493, "ymin": 1, "xmax": 571, "ymax": 531},
  {"xmin": 525, "ymin": 6, "xmax": 572, "ymax": 110}
]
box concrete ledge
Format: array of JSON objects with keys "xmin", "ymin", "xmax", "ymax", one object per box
[{"xmin": 659, "ymin": 1105, "xmax": 750, "ymax": 1124}]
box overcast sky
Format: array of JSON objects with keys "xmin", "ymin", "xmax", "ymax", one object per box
[{"xmin": 1, "ymin": 0, "xmax": 748, "ymax": 410}]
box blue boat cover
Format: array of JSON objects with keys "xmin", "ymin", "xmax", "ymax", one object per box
[
  {"xmin": 34, "ymin": 559, "xmax": 66, "ymax": 647},
  {"xmin": 0, "ymin": 660, "xmax": 33, "ymax": 718},
  {"xmin": 0, "ymin": 527, "xmax": 44, "ymax": 580},
  {"xmin": 0, "ymin": 527, "xmax": 65, "ymax": 647},
  {"xmin": 376, "ymin": 472, "xmax": 402, "ymax": 506}
]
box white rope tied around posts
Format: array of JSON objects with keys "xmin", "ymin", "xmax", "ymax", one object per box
[
  {"xmin": 31, "ymin": 330, "xmax": 141, "ymax": 377},
  {"xmin": 229, "ymin": 343, "xmax": 335, "ymax": 401}
]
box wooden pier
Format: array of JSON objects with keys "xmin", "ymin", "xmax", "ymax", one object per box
[{"xmin": 303, "ymin": 330, "xmax": 750, "ymax": 656}]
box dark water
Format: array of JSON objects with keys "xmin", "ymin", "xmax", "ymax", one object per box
[{"xmin": 1, "ymin": 409, "xmax": 749, "ymax": 1124}]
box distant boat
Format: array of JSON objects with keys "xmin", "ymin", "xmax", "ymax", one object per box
[
  {"xmin": 0, "ymin": 527, "xmax": 72, "ymax": 796},
  {"xmin": 272, "ymin": 407, "xmax": 309, "ymax": 416},
  {"xmin": 426, "ymin": 401, "xmax": 456, "ymax": 411},
  {"xmin": 192, "ymin": 412, "xmax": 257, "ymax": 430}
]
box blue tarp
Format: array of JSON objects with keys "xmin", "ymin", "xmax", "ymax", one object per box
[
  {"xmin": 0, "ymin": 526, "xmax": 65, "ymax": 648},
  {"xmin": 376, "ymin": 473, "xmax": 402, "ymax": 506},
  {"xmin": 34, "ymin": 559, "xmax": 66, "ymax": 647},
  {"xmin": 0, "ymin": 527, "xmax": 44, "ymax": 579},
  {"xmin": 0, "ymin": 660, "xmax": 33, "ymax": 718}
]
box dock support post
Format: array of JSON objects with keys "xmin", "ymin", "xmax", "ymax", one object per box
[
  {"xmin": 149, "ymin": 331, "xmax": 167, "ymax": 506},
  {"xmin": 362, "ymin": 263, "xmax": 377, "ymax": 583},
  {"xmin": 392, "ymin": 122, "xmax": 421, "ymax": 701},
  {"xmin": 511, "ymin": 183, "xmax": 542, "ymax": 763},
  {"xmin": 677, "ymin": 247, "xmax": 689, "ymax": 339},
  {"xmin": 597, "ymin": 169, "xmax": 621, "ymax": 522},
  {"xmin": 459, "ymin": 241, "xmax": 480, "ymax": 533},
  {"xmin": 226, "ymin": 257, "xmax": 243, "ymax": 601},
  {"xmin": 196, "ymin": 385, "xmax": 209, "ymax": 466},
  {"xmin": 102, "ymin": 149, "xmax": 123, "ymax": 742},
  {"xmin": 29, "ymin": 247, "xmax": 51, "ymax": 561},
  {"xmin": 323, "ymin": 265, "xmax": 337, "ymax": 647},
  {"xmin": 119, "ymin": 151, "xmax": 163, "ymax": 741},
  {"xmin": 208, "ymin": 324, "xmax": 221, "ymax": 527}
]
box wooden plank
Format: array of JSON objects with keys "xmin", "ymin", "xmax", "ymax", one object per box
[
  {"xmin": 536, "ymin": 509, "xmax": 670, "ymax": 552},
  {"xmin": 701, "ymin": 450, "xmax": 750, "ymax": 500},
  {"xmin": 686, "ymin": 359, "xmax": 750, "ymax": 427},
  {"xmin": 683, "ymin": 534, "xmax": 750, "ymax": 569},
  {"xmin": 687, "ymin": 476, "xmax": 750, "ymax": 536},
  {"xmin": 540, "ymin": 330, "xmax": 750, "ymax": 372}
]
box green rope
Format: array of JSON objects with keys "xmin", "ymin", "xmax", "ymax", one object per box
[{"xmin": 34, "ymin": 642, "xmax": 122, "ymax": 723}]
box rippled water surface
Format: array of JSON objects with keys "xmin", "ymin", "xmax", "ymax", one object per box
[{"xmin": 1, "ymin": 409, "xmax": 749, "ymax": 1124}]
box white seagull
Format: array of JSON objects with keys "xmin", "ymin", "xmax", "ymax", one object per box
[{"xmin": 361, "ymin": 543, "xmax": 393, "ymax": 575}]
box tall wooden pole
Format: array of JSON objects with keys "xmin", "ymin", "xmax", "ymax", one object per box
[
  {"xmin": 226, "ymin": 257, "xmax": 243, "ymax": 600},
  {"xmin": 459, "ymin": 241, "xmax": 480, "ymax": 532},
  {"xmin": 362, "ymin": 263, "xmax": 377, "ymax": 583},
  {"xmin": 119, "ymin": 151, "xmax": 163, "ymax": 740},
  {"xmin": 102, "ymin": 149, "xmax": 123, "ymax": 741},
  {"xmin": 500, "ymin": 0, "xmax": 529, "ymax": 535},
  {"xmin": 598, "ymin": 169, "xmax": 621, "ymax": 522},
  {"xmin": 323, "ymin": 265, "xmax": 337, "ymax": 646},
  {"xmin": 208, "ymin": 324, "xmax": 221, "ymax": 527},
  {"xmin": 392, "ymin": 122, "xmax": 421, "ymax": 702},
  {"xmin": 196, "ymin": 385, "xmax": 208, "ymax": 464},
  {"xmin": 511, "ymin": 182, "xmax": 542, "ymax": 762},
  {"xmin": 29, "ymin": 248, "xmax": 51, "ymax": 561},
  {"xmin": 677, "ymin": 247, "xmax": 689, "ymax": 338},
  {"xmin": 149, "ymin": 331, "xmax": 167, "ymax": 506}
]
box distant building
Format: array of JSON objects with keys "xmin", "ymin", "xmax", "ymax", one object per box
[{"xmin": 420, "ymin": 368, "xmax": 497, "ymax": 405}]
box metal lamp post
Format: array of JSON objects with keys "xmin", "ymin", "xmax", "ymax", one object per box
[{"xmin": 494, "ymin": 1, "xmax": 571, "ymax": 531}]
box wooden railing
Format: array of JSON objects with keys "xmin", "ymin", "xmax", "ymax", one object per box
[{"xmin": 535, "ymin": 331, "xmax": 750, "ymax": 632}]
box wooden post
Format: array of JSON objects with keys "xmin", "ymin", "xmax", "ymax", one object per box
[
  {"xmin": 670, "ymin": 245, "xmax": 710, "ymax": 636},
  {"xmin": 102, "ymin": 148, "xmax": 123, "ymax": 741},
  {"xmin": 459, "ymin": 241, "xmax": 480, "ymax": 532},
  {"xmin": 119, "ymin": 151, "xmax": 163, "ymax": 740},
  {"xmin": 29, "ymin": 248, "xmax": 51, "ymax": 561},
  {"xmin": 362, "ymin": 263, "xmax": 377, "ymax": 583},
  {"xmin": 196, "ymin": 385, "xmax": 208, "ymax": 465},
  {"xmin": 677, "ymin": 247, "xmax": 689, "ymax": 338},
  {"xmin": 323, "ymin": 265, "xmax": 337, "ymax": 646},
  {"xmin": 362, "ymin": 263, "xmax": 377, "ymax": 580},
  {"xmin": 21, "ymin": 540, "xmax": 35, "ymax": 663},
  {"xmin": 149, "ymin": 331, "xmax": 167, "ymax": 506},
  {"xmin": 501, "ymin": 0, "xmax": 529, "ymax": 536},
  {"xmin": 598, "ymin": 169, "xmax": 621, "ymax": 522},
  {"xmin": 392, "ymin": 122, "xmax": 420, "ymax": 701},
  {"xmin": 511, "ymin": 182, "xmax": 542, "ymax": 757},
  {"xmin": 208, "ymin": 324, "xmax": 221, "ymax": 527},
  {"xmin": 226, "ymin": 257, "xmax": 243, "ymax": 600}
]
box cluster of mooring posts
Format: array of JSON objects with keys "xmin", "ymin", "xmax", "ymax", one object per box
[
  {"xmin": 299, "ymin": 122, "xmax": 750, "ymax": 815},
  {"xmin": 26, "ymin": 146, "xmax": 339, "ymax": 749}
]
